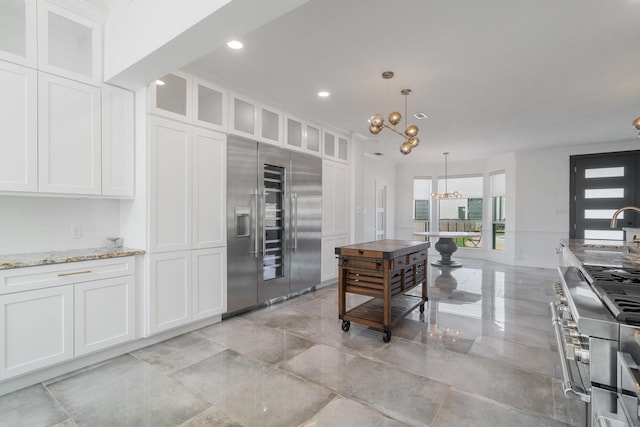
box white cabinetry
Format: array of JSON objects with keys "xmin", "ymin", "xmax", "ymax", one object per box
[
  {"xmin": 321, "ymin": 160, "xmax": 350, "ymax": 282},
  {"xmin": 147, "ymin": 116, "xmax": 227, "ymax": 335},
  {"xmin": 149, "ymin": 117, "xmax": 191, "ymax": 252},
  {"xmin": 192, "ymin": 247, "xmax": 226, "ymax": 320},
  {"xmin": 0, "ymin": 61, "xmax": 37, "ymax": 192},
  {"xmin": 0, "ymin": 257, "xmax": 137, "ymax": 380},
  {"xmin": 149, "ymin": 72, "xmax": 227, "ymax": 132},
  {"xmin": 149, "ymin": 118, "xmax": 227, "ymax": 252},
  {"xmin": 37, "ymin": 1, "xmax": 103, "ymax": 85},
  {"xmin": 38, "ymin": 72, "xmax": 101, "ymax": 195},
  {"xmin": 0, "ymin": 0, "xmax": 37, "ymax": 67},
  {"xmin": 0, "ymin": 285, "xmax": 73, "ymax": 380},
  {"xmin": 102, "ymin": 84, "xmax": 135, "ymax": 197},
  {"xmin": 229, "ymin": 92, "xmax": 282, "ymax": 146},
  {"xmin": 148, "ymin": 251, "xmax": 192, "ymax": 334},
  {"xmin": 284, "ymin": 115, "xmax": 321, "ymax": 156},
  {"xmin": 323, "ymin": 129, "xmax": 349, "ymax": 163},
  {"xmin": 321, "ymin": 235, "xmax": 348, "ymax": 282},
  {"xmin": 192, "ymin": 128, "xmax": 226, "ymax": 248},
  {"xmin": 74, "ymin": 275, "xmax": 135, "ymax": 356}
]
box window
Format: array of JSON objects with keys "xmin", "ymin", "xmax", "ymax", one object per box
[
  {"xmin": 413, "ymin": 178, "xmax": 431, "ymax": 237},
  {"xmin": 491, "ymin": 172, "xmax": 505, "ymax": 250},
  {"xmin": 437, "ymin": 175, "xmax": 483, "ymax": 248}
]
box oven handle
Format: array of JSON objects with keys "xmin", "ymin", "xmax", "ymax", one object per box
[{"xmin": 550, "ymin": 301, "xmax": 591, "ymax": 403}]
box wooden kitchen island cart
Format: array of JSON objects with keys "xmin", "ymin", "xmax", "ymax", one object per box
[{"xmin": 336, "ymin": 239, "xmax": 430, "ymax": 342}]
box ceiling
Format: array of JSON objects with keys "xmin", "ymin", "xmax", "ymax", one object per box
[{"xmin": 98, "ymin": 0, "xmax": 640, "ymax": 164}]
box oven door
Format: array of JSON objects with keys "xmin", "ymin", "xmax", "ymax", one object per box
[{"xmin": 551, "ymin": 299, "xmax": 591, "ymax": 402}]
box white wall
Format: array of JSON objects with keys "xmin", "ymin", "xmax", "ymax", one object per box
[
  {"xmin": 391, "ymin": 139, "xmax": 640, "ymax": 269},
  {"xmin": 352, "ymin": 138, "xmax": 396, "ymax": 243},
  {"xmin": 513, "ymin": 139, "xmax": 639, "ymax": 268},
  {"xmin": 0, "ymin": 196, "xmax": 120, "ymax": 255}
]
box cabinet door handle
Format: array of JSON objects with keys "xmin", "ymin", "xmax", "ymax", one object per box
[{"xmin": 57, "ymin": 270, "xmax": 92, "ymax": 277}]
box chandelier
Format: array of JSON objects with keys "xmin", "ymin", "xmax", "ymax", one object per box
[
  {"xmin": 431, "ymin": 152, "xmax": 462, "ymax": 200},
  {"xmin": 634, "ymin": 116, "xmax": 640, "ymax": 138},
  {"xmin": 368, "ymin": 71, "xmax": 420, "ymax": 155}
]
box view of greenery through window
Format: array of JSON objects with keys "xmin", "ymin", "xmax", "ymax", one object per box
[{"xmin": 413, "ymin": 173, "xmax": 506, "ymax": 251}]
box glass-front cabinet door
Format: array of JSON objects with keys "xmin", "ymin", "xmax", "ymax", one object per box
[
  {"xmin": 38, "ymin": 1, "xmax": 103, "ymax": 85},
  {"xmin": 0, "ymin": 0, "xmax": 36, "ymax": 67}
]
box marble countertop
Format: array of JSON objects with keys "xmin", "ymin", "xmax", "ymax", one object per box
[
  {"xmin": 0, "ymin": 247, "xmax": 145, "ymax": 270},
  {"xmin": 561, "ymin": 239, "xmax": 640, "ymax": 269}
]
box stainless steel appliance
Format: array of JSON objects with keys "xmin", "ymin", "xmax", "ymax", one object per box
[
  {"xmin": 226, "ymin": 136, "xmax": 322, "ymax": 315},
  {"xmin": 552, "ymin": 261, "xmax": 640, "ymax": 426}
]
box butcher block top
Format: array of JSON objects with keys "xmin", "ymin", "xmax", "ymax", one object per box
[{"xmin": 335, "ymin": 239, "xmax": 430, "ymax": 259}]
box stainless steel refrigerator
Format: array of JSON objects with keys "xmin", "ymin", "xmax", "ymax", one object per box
[{"xmin": 226, "ymin": 136, "xmax": 322, "ymax": 315}]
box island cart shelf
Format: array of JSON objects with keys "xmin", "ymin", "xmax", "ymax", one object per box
[{"xmin": 335, "ymin": 239, "xmax": 430, "ymax": 342}]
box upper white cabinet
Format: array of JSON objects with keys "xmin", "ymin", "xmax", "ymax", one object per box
[
  {"xmin": 149, "ymin": 72, "xmax": 192, "ymax": 122},
  {"xmin": 102, "ymin": 84, "xmax": 135, "ymax": 198},
  {"xmin": 149, "ymin": 117, "xmax": 227, "ymax": 253},
  {"xmin": 284, "ymin": 115, "xmax": 321, "ymax": 156},
  {"xmin": 322, "ymin": 160, "xmax": 350, "ymax": 236},
  {"xmin": 149, "ymin": 117, "xmax": 192, "ymax": 253},
  {"xmin": 0, "ymin": 0, "xmax": 37, "ymax": 67},
  {"xmin": 37, "ymin": 1, "xmax": 103, "ymax": 85},
  {"xmin": 323, "ymin": 129, "xmax": 349, "ymax": 163},
  {"xmin": 192, "ymin": 128, "xmax": 226, "ymax": 248},
  {"xmin": 193, "ymin": 77, "xmax": 227, "ymax": 132},
  {"xmin": 229, "ymin": 92, "xmax": 282, "ymax": 146},
  {"xmin": 0, "ymin": 61, "xmax": 37, "ymax": 192},
  {"xmin": 38, "ymin": 72, "xmax": 101, "ymax": 195},
  {"xmin": 149, "ymin": 72, "xmax": 228, "ymax": 132}
]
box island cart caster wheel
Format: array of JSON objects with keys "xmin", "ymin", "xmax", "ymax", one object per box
[
  {"xmin": 341, "ymin": 320, "xmax": 351, "ymax": 332},
  {"xmin": 383, "ymin": 329, "xmax": 391, "ymax": 343},
  {"xmin": 419, "ymin": 303, "xmax": 425, "ymax": 313}
]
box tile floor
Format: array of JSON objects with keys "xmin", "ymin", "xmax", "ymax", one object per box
[{"xmin": 0, "ymin": 259, "xmax": 586, "ymax": 426}]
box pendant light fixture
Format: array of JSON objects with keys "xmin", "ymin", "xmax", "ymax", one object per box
[
  {"xmin": 368, "ymin": 71, "xmax": 420, "ymax": 155},
  {"xmin": 431, "ymin": 152, "xmax": 462, "ymax": 200},
  {"xmin": 634, "ymin": 116, "xmax": 640, "ymax": 138}
]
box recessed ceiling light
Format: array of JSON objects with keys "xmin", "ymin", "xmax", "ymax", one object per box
[
  {"xmin": 155, "ymin": 79, "xmax": 165, "ymax": 86},
  {"xmin": 318, "ymin": 91, "xmax": 330, "ymax": 98},
  {"xmin": 227, "ymin": 40, "xmax": 243, "ymax": 50},
  {"xmin": 414, "ymin": 112, "xmax": 428, "ymax": 120}
]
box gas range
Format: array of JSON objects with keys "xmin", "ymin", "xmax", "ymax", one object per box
[
  {"xmin": 554, "ymin": 262, "xmax": 640, "ymax": 426},
  {"xmin": 582, "ymin": 265, "xmax": 640, "ymax": 326}
]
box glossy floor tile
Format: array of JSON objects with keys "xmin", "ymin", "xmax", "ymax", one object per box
[{"xmin": 0, "ymin": 258, "xmax": 586, "ymax": 426}]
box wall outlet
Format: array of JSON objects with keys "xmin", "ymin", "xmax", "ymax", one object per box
[{"xmin": 71, "ymin": 225, "xmax": 83, "ymax": 239}]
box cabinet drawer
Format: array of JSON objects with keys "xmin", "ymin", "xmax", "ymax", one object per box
[
  {"xmin": 0, "ymin": 257, "xmax": 135, "ymax": 295},
  {"xmin": 408, "ymin": 250, "xmax": 428, "ymax": 265},
  {"xmin": 338, "ymin": 248, "xmax": 384, "ymax": 259},
  {"xmin": 340, "ymin": 257, "xmax": 382, "ymax": 272},
  {"xmin": 390, "ymin": 256, "xmax": 407, "ymax": 271}
]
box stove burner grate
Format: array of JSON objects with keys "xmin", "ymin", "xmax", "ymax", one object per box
[{"xmin": 583, "ymin": 265, "xmax": 640, "ymax": 284}]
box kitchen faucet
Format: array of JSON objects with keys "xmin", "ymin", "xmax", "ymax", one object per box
[{"xmin": 610, "ymin": 206, "xmax": 640, "ymax": 228}]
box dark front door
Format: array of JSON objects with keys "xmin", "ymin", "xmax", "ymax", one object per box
[{"xmin": 571, "ymin": 151, "xmax": 640, "ymax": 239}]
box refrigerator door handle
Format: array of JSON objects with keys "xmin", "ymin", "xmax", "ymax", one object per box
[
  {"xmin": 293, "ymin": 192, "xmax": 298, "ymax": 251},
  {"xmin": 262, "ymin": 188, "xmax": 267, "ymax": 256},
  {"xmin": 253, "ymin": 188, "xmax": 259, "ymax": 258}
]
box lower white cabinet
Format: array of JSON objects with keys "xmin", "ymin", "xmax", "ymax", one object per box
[
  {"xmin": 192, "ymin": 247, "xmax": 226, "ymax": 320},
  {"xmin": 0, "ymin": 286, "xmax": 74, "ymax": 380},
  {"xmin": 321, "ymin": 234, "xmax": 348, "ymax": 282},
  {"xmin": 148, "ymin": 251, "xmax": 192, "ymax": 335},
  {"xmin": 147, "ymin": 247, "xmax": 227, "ymax": 335},
  {"xmin": 0, "ymin": 257, "xmax": 137, "ymax": 380},
  {"xmin": 74, "ymin": 275, "xmax": 135, "ymax": 356}
]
